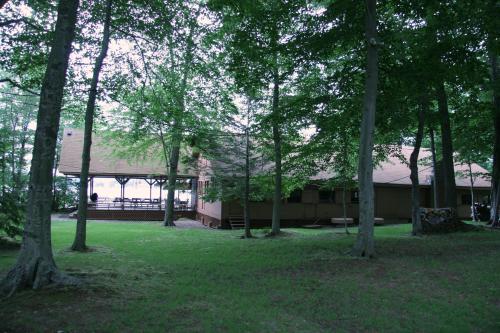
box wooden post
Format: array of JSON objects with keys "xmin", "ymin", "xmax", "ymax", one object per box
[
  {"xmin": 115, "ymin": 176, "xmax": 130, "ymax": 210},
  {"xmin": 143, "ymin": 178, "xmax": 157, "ymax": 202},
  {"xmin": 157, "ymin": 177, "xmax": 166, "ymax": 210},
  {"xmin": 89, "ymin": 176, "xmax": 94, "ymax": 196}
]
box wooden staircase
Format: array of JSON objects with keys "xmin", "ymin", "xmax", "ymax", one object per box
[{"xmin": 228, "ymin": 215, "xmax": 245, "ymax": 229}]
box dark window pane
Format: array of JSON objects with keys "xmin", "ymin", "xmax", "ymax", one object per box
[
  {"xmin": 351, "ymin": 190, "xmax": 359, "ymax": 203},
  {"xmin": 288, "ymin": 189, "xmax": 302, "ymax": 203},
  {"xmin": 319, "ymin": 190, "xmax": 335, "ymax": 203}
]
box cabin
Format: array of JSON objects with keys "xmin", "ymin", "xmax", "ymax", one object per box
[
  {"xmin": 59, "ymin": 129, "xmax": 491, "ymax": 227},
  {"xmin": 196, "ymin": 146, "xmax": 491, "ymax": 228}
]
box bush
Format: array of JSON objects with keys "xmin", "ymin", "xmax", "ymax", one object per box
[{"xmin": 0, "ymin": 192, "xmax": 24, "ymax": 237}]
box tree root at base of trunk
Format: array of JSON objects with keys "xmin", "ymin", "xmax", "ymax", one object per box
[
  {"xmin": 70, "ymin": 244, "xmax": 89, "ymax": 252},
  {"xmin": 351, "ymin": 238, "xmax": 375, "ymax": 258},
  {"xmin": 0, "ymin": 259, "xmax": 81, "ymax": 297}
]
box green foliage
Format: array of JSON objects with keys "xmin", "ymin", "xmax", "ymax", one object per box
[
  {"xmin": 52, "ymin": 176, "xmax": 78, "ymax": 211},
  {"xmin": 0, "ymin": 192, "xmax": 23, "ymax": 237}
]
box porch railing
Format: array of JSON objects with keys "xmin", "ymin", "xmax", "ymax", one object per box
[{"xmin": 88, "ymin": 197, "xmax": 195, "ymax": 211}]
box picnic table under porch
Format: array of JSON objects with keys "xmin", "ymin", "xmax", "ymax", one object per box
[{"xmin": 77, "ymin": 175, "xmax": 198, "ymax": 221}]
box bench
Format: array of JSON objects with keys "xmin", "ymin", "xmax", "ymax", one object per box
[
  {"xmin": 331, "ymin": 217, "xmax": 385, "ymax": 225},
  {"xmin": 331, "ymin": 218, "xmax": 354, "ymax": 225}
]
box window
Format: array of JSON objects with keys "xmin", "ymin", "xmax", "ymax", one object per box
[
  {"xmin": 461, "ymin": 194, "xmax": 472, "ymax": 205},
  {"xmin": 288, "ymin": 189, "xmax": 302, "ymax": 203},
  {"xmin": 351, "ymin": 190, "xmax": 359, "ymax": 203},
  {"xmin": 319, "ymin": 189, "xmax": 335, "ymax": 203}
]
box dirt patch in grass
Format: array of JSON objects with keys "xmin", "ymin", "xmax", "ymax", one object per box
[{"xmin": 0, "ymin": 286, "xmax": 119, "ymax": 333}]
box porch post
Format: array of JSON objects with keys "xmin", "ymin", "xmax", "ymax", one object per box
[
  {"xmin": 143, "ymin": 178, "xmax": 157, "ymax": 202},
  {"xmin": 89, "ymin": 176, "xmax": 94, "ymax": 195},
  {"xmin": 157, "ymin": 177, "xmax": 166, "ymax": 210},
  {"xmin": 115, "ymin": 176, "xmax": 130, "ymax": 210},
  {"xmin": 149, "ymin": 181, "xmax": 152, "ymax": 201}
]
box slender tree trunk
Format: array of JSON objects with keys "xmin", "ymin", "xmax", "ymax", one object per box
[
  {"xmin": 352, "ymin": 0, "xmax": 378, "ymax": 258},
  {"xmin": 0, "ymin": 0, "xmax": 80, "ymax": 296},
  {"xmin": 72, "ymin": 0, "xmax": 112, "ymax": 251},
  {"xmin": 468, "ymin": 161, "xmax": 476, "ymax": 222},
  {"xmin": 342, "ymin": 182, "xmax": 349, "ymax": 234},
  {"xmin": 410, "ymin": 100, "xmax": 426, "ymax": 236},
  {"xmin": 162, "ymin": 15, "xmax": 198, "ymax": 227},
  {"xmin": 15, "ymin": 115, "xmax": 31, "ymax": 198},
  {"xmin": 1, "ymin": 151, "xmax": 6, "ymax": 196},
  {"xmin": 429, "ymin": 126, "xmax": 439, "ymax": 208},
  {"xmin": 271, "ymin": 65, "xmax": 282, "ymax": 235},
  {"xmin": 52, "ymin": 135, "xmax": 60, "ymax": 210},
  {"xmin": 436, "ymin": 81, "xmax": 457, "ymax": 214},
  {"xmin": 164, "ymin": 126, "xmax": 181, "ymax": 227},
  {"xmin": 489, "ymin": 46, "xmax": 500, "ymax": 226},
  {"xmin": 10, "ymin": 114, "xmax": 18, "ymax": 192},
  {"xmin": 243, "ymin": 125, "xmax": 252, "ymax": 238}
]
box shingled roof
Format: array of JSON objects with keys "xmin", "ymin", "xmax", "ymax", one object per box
[
  {"xmin": 58, "ymin": 128, "xmax": 197, "ymax": 178},
  {"xmin": 59, "ymin": 129, "xmax": 490, "ymax": 189},
  {"xmin": 312, "ymin": 146, "xmax": 490, "ymax": 189}
]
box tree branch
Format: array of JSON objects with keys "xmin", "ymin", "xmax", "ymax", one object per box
[
  {"xmin": 0, "ymin": 0, "xmax": 9, "ymax": 11},
  {"xmin": 0, "ymin": 18, "xmax": 22, "ymax": 27},
  {"xmin": 0, "ymin": 78, "xmax": 40, "ymax": 96}
]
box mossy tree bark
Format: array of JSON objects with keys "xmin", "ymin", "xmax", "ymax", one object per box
[
  {"xmin": 72, "ymin": 0, "xmax": 113, "ymax": 251},
  {"xmin": 0, "ymin": 0, "xmax": 79, "ymax": 296},
  {"xmin": 352, "ymin": 0, "xmax": 378, "ymax": 258}
]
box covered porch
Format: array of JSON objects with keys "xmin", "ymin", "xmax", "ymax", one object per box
[
  {"xmin": 58, "ymin": 128, "xmax": 198, "ymax": 221},
  {"xmin": 84, "ymin": 175, "xmax": 198, "ymax": 221}
]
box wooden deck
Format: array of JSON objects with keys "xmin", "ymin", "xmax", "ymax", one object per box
[{"xmin": 86, "ymin": 209, "xmax": 196, "ymax": 221}]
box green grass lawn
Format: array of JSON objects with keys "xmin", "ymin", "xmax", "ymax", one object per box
[{"xmin": 1, "ymin": 221, "xmax": 500, "ymax": 332}]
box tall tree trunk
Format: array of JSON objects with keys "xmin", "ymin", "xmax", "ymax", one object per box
[
  {"xmin": 72, "ymin": 0, "xmax": 112, "ymax": 251},
  {"xmin": 271, "ymin": 65, "xmax": 282, "ymax": 236},
  {"xmin": 0, "ymin": 0, "xmax": 79, "ymax": 296},
  {"xmin": 1, "ymin": 151, "xmax": 6, "ymax": 196},
  {"xmin": 162, "ymin": 15, "xmax": 197, "ymax": 227},
  {"xmin": 342, "ymin": 182, "xmax": 349, "ymax": 234},
  {"xmin": 489, "ymin": 44, "xmax": 500, "ymax": 226},
  {"xmin": 352, "ymin": 0, "xmax": 378, "ymax": 258},
  {"xmin": 10, "ymin": 114, "xmax": 18, "ymax": 192},
  {"xmin": 243, "ymin": 125, "xmax": 252, "ymax": 238},
  {"xmin": 15, "ymin": 113, "xmax": 32, "ymax": 199},
  {"xmin": 52, "ymin": 135, "xmax": 60, "ymax": 210},
  {"xmin": 468, "ymin": 161, "xmax": 476, "ymax": 222},
  {"xmin": 410, "ymin": 100, "xmax": 426, "ymax": 236},
  {"xmin": 164, "ymin": 126, "xmax": 181, "ymax": 227},
  {"xmin": 436, "ymin": 81, "xmax": 457, "ymax": 214},
  {"xmin": 429, "ymin": 126, "xmax": 439, "ymax": 208}
]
